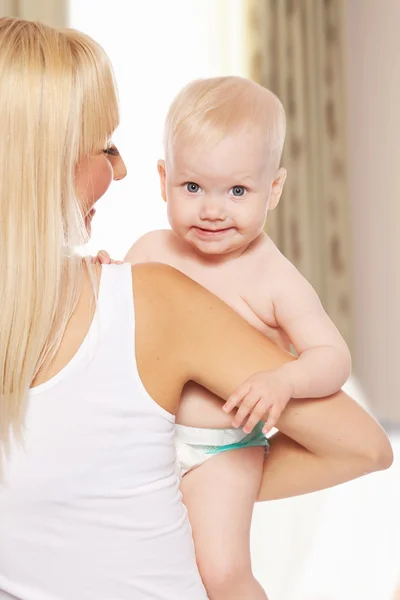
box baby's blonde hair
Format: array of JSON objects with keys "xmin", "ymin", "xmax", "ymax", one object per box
[
  {"xmin": 0, "ymin": 17, "xmax": 119, "ymax": 465},
  {"xmin": 164, "ymin": 76, "xmax": 286, "ymax": 169}
]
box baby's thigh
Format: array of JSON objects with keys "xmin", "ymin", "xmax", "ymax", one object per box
[{"xmin": 180, "ymin": 447, "xmax": 264, "ymax": 570}]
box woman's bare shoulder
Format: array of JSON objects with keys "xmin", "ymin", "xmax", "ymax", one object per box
[
  {"xmin": 131, "ymin": 262, "xmax": 211, "ymax": 412},
  {"xmin": 131, "ymin": 261, "xmax": 212, "ymax": 307}
]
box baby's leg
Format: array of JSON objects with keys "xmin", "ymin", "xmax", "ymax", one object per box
[{"xmin": 180, "ymin": 447, "xmax": 268, "ymax": 600}]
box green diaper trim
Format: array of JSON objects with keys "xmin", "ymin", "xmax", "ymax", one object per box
[{"xmin": 204, "ymin": 422, "xmax": 269, "ymax": 455}]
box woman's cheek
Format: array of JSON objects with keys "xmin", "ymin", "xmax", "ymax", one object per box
[
  {"xmin": 92, "ymin": 156, "xmax": 113, "ymax": 203},
  {"xmin": 75, "ymin": 155, "xmax": 113, "ymax": 212}
]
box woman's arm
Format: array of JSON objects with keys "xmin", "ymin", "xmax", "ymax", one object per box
[{"xmin": 133, "ymin": 263, "xmax": 393, "ymax": 500}]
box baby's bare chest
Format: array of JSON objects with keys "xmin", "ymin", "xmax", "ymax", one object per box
[{"xmin": 167, "ymin": 253, "xmax": 278, "ymax": 334}]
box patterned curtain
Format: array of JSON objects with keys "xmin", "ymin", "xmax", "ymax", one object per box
[
  {"xmin": 0, "ymin": 0, "xmax": 67, "ymax": 26},
  {"xmin": 244, "ymin": 0, "xmax": 351, "ymax": 347}
]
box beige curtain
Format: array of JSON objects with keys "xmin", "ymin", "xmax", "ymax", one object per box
[
  {"xmin": 0, "ymin": 0, "xmax": 67, "ymax": 26},
  {"xmin": 244, "ymin": 0, "xmax": 351, "ymax": 347}
]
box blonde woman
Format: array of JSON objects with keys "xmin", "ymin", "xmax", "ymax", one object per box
[{"xmin": 0, "ymin": 17, "xmax": 392, "ymax": 600}]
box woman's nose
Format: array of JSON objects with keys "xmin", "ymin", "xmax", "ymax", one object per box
[
  {"xmin": 108, "ymin": 151, "xmax": 127, "ymax": 181},
  {"xmin": 113, "ymin": 154, "xmax": 127, "ymax": 181}
]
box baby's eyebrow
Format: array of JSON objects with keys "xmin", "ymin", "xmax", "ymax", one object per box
[
  {"xmin": 228, "ymin": 174, "xmax": 254, "ymax": 184},
  {"xmin": 175, "ymin": 168, "xmax": 200, "ymax": 179}
]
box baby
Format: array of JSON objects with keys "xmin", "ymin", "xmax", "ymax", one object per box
[{"xmin": 125, "ymin": 76, "xmax": 351, "ymax": 600}]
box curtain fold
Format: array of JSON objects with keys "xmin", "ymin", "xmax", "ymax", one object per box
[
  {"xmin": 0, "ymin": 0, "xmax": 17, "ymax": 16},
  {"xmin": 245, "ymin": 0, "xmax": 351, "ymax": 347},
  {"xmin": 0, "ymin": 0, "xmax": 67, "ymax": 27}
]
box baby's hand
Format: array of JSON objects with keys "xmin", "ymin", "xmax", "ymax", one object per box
[
  {"xmin": 90, "ymin": 250, "xmax": 123, "ymax": 265},
  {"xmin": 223, "ymin": 370, "xmax": 294, "ymax": 435}
]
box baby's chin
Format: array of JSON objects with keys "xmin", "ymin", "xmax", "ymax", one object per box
[{"xmin": 187, "ymin": 236, "xmax": 251, "ymax": 260}]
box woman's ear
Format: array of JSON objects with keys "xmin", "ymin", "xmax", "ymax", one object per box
[
  {"xmin": 157, "ymin": 159, "xmax": 167, "ymax": 202},
  {"xmin": 268, "ymin": 167, "xmax": 287, "ymax": 210}
]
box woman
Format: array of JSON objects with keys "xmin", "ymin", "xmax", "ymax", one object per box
[{"xmin": 0, "ymin": 17, "xmax": 392, "ymax": 600}]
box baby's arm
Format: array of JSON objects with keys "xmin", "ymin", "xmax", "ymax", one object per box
[
  {"xmin": 135, "ymin": 262, "xmax": 392, "ymax": 500},
  {"xmin": 225, "ymin": 254, "xmax": 351, "ymax": 433},
  {"xmin": 271, "ymin": 258, "xmax": 351, "ymax": 397}
]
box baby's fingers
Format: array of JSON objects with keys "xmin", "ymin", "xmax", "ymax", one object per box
[
  {"xmin": 223, "ymin": 383, "xmax": 251, "ymax": 414},
  {"xmin": 262, "ymin": 406, "xmax": 281, "ymax": 434},
  {"xmin": 232, "ymin": 392, "xmax": 260, "ymax": 428},
  {"xmin": 242, "ymin": 400, "xmax": 268, "ymax": 434},
  {"xmin": 97, "ymin": 250, "xmax": 112, "ymax": 264}
]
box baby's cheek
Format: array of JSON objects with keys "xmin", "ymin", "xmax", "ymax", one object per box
[
  {"xmin": 168, "ymin": 199, "xmax": 191, "ymax": 227},
  {"xmin": 238, "ymin": 212, "xmax": 263, "ymax": 233},
  {"xmin": 166, "ymin": 204, "xmax": 182, "ymax": 234},
  {"xmin": 250, "ymin": 210, "xmax": 268, "ymax": 232}
]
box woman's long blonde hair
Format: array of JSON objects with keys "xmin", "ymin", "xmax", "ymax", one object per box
[{"xmin": 0, "ymin": 17, "xmax": 119, "ymax": 463}]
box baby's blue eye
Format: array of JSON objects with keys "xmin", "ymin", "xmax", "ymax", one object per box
[
  {"xmin": 186, "ymin": 182, "xmax": 200, "ymax": 193},
  {"xmin": 231, "ymin": 186, "xmax": 245, "ymax": 197}
]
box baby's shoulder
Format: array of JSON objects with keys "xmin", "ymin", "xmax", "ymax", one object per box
[
  {"xmin": 137, "ymin": 228, "xmax": 175, "ymax": 248},
  {"xmin": 248, "ymin": 234, "xmax": 289, "ymax": 272},
  {"xmin": 249, "ymin": 235, "xmax": 306, "ymax": 294},
  {"xmin": 125, "ymin": 229, "xmax": 179, "ymax": 263}
]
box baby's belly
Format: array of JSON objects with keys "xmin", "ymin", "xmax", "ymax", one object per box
[{"xmin": 176, "ymin": 382, "xmax": 233, "ymax": 429}]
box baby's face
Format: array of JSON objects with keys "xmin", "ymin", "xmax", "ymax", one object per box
[{"xmin": 160, "ymin": 129, "xmax": 281, "ymax": 258}]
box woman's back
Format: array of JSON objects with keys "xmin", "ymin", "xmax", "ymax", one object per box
[{"xmin": 0, "ymin": 264, "xmax": 207, "ymax": 600}]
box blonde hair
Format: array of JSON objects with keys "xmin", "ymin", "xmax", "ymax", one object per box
[
  {"xmin": 164, "ymin": 76, "xmax": 286, "ymax": 169},
  {"xmin": 0, "ymin": 17, "xmax": 119, "ymax": 463}
]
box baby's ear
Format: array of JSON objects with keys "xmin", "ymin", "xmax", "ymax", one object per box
[
  {"xmin": 157, "ymin": 159, "xmax": 167, "ymax": 202},
  {"xmin": 268, "ymin": 168, "xmax": 287, "ymax": 211}
]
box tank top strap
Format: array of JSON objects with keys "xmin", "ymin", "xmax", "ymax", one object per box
[{"xmin": 96, "ymin": 263, "xmax": 135, "ymax": 338}]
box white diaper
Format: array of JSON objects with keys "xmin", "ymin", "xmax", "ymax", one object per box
[{"xmin": 174, "ymin": 423, "xmax": 269, "ymax": 479}]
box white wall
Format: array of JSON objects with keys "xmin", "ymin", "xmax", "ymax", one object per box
[
  {"xmin": 69, "ymin": 0, "xmax": 245, "ymax": 258},
  {"xmin": 345, "ymin": 0, "xmax": 400, "ymax": 423}
]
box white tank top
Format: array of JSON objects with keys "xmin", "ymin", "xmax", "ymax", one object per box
[{"xmin": 0, "ymin": 264, "xmax": 207, "ymax": 600}]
